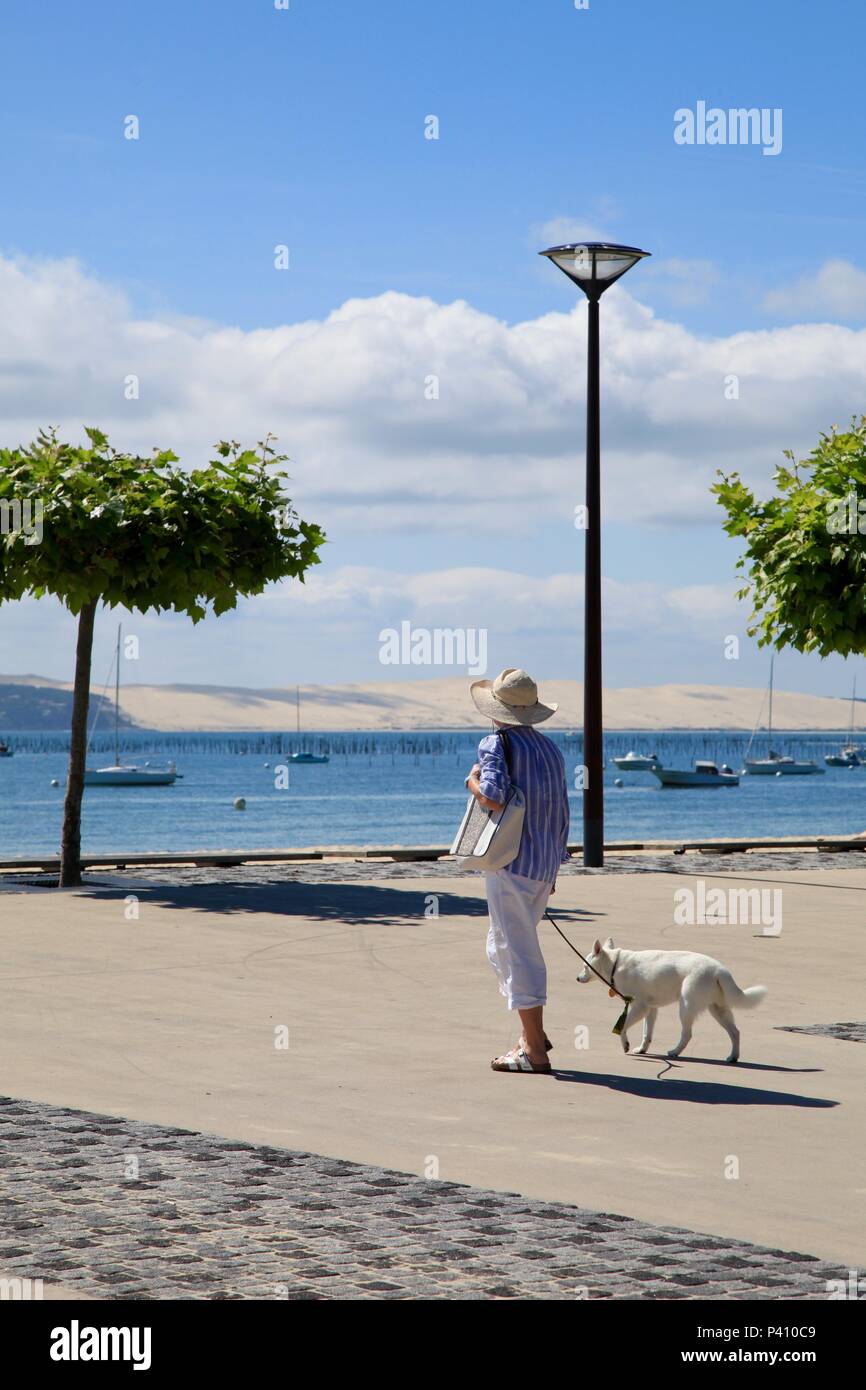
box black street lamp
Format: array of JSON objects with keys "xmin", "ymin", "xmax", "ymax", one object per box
[{"xmin": 540, "ymin": 242, "xmax": 650, "ymax": 868}]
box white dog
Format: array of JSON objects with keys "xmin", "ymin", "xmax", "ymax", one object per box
[{"xmin": 577, "ymin": 937, "xmax": 767, "ymax": 1063}]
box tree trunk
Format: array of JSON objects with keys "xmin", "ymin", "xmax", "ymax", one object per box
[{"xmin": 59, "ymin": 600, "xmax": 97, "ymax": 887}]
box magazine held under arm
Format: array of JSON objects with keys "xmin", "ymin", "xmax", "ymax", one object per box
[{"xmin": 450, "ymin": 730, "xmax": 526, "ymax": 871}]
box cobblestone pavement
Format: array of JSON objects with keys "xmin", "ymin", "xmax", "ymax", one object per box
[
  {"xmin": 6, "ymin": 849, "xmax": 866, "ymax": 894},
  {"xmin": 160, "ymin": 848, "xmax": 866, "ymax": 879},
  {"xmin": 778, "ymin": 1022, "xmax": 866, "ymax": 1044},
  {"xmin": 0, "ymin": 1096, "xmax": 848, "ymax": 1301}
]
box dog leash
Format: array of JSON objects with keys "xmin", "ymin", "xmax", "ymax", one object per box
[{"xmin": 544, "ymin": 908, "xmax": 634, "ymax": 1035}]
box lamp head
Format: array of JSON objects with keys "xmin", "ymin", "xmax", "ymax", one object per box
[{"xmin": 539, "ymin": 241, "xmax": 650, "ymax": 299}]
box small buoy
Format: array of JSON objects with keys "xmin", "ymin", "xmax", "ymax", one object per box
[
  {"xmin": 614, "ymin": 777, "xmax": 623, "ymax": 788},
  {"xmin": 50, "ymin": 778, "xmax": 59, "ymax": 787},
  {"xmin": 233, "ymin": 797, "xmax": 246, "ymax": 810},
  {"xmin": 775, "ymin": 770, "xmax": 783, "ymax": 778},
  {"xmin": 263, "ymin": 762, "xmax": 270, "ymax": 768}
]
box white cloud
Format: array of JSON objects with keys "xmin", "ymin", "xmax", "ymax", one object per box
[
  {"xmin": 761, "ymin": 259, "xmax": 866, "ymax": 321},
  {"xmin": 645, "ymin": 258, "xmax": 719, "ymax": 306},
  {"xmin": 531, "ymin": 216, "xmax": 609, "ymax": 248},
  {"xmin": 664, "ymin": 583, "xmax": 739, "ymax": 627},
  {"xmin": 1, "ymin": 250, "xmax": 865, "ymax": 546},
  {"xmin": 1, "ymin": 251, "xmax": 865, "ymax": 688},
  {"xmin": 0, "ymin": 567, "xmax": 746, "ymax": 687},
  {"xmin": 254, "ymin": 564, "xmax": 741, "ymax": 647}
]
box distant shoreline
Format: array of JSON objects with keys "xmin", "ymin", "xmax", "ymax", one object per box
[{"xmin": 0, "ymin": 674, "xmax": 858, "ymax": 734}]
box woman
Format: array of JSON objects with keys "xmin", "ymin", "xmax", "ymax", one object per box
[{"xmin": 465, "ymin": 668, "xmax": 570, "ymax": 1075}]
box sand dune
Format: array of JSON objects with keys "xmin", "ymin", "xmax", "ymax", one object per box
[{"xmin": 0, "ymin": 673, "xmax": 856, "ymax": 732}]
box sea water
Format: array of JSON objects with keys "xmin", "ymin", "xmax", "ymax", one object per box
[{"xmin": 0, "ymin": 729, "xmax": 863, "ymax": 858}]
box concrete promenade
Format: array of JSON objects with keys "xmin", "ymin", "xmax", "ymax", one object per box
[{"xmin": 0, "ymin": 863, "xmax": 864, "ymax": 1295}]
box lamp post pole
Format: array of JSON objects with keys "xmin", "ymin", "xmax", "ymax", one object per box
[
  {"xmin": 583, "ymin": 294, "xmax": 603, "ymax": 866},
  {"xmin": 539, "ymin": 242, "xmax": 650, "ymax": 869}
]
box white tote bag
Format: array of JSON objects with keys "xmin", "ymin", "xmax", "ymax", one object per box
[{"xmin": 451, "ymin": 730, "xmax": 526, "ymax": 871}]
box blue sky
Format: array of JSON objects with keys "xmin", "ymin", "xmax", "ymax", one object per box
[
  {"xmin": 3, "ymin": 0, "xmax": 861, "ymax": 332},
  {"xmin": 1, "ymin": 0, "xmax": 865, "ymax": 698}
]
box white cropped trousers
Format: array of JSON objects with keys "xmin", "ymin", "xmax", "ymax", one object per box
[{"xmin": 485, "ymin": 869, "xmax": 553, "ymax": 1011}]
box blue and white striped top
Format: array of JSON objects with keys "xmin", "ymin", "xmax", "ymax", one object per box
[{"xmin": 477, "ymin": 726, "xmax": 571, "ymax": 883}]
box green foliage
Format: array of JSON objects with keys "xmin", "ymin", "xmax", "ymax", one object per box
[
  {"xmin": 713, "ymin": 417, "xmax": 866, "ymax": 658},
  {"xmin": 0, "ymin": 429, "xmax": 325, "ymax": 621}
]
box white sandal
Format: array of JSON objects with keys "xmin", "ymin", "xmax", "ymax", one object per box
[{"xmin": 491, "ymin": 1046, "xmax": 551, "ymax": 1074}]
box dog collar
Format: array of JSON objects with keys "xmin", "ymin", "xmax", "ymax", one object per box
[{"xmin": 608, "ymin": 949, "xmax": 620, "ymax": 992}]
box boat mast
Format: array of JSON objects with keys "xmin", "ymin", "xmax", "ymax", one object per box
[
  {"xmin": 296, "ymin": 685, "xmax": 300, "ymax": 737},
  {"xmin": 767, "ymin": 654, "xmax": 774, "ymax": 755},
  {"xmin": 850, "ymin": 675, "xmax": 857, "ymax": 745},
  {"xmin": 114, "ymin": 624, "xmax": 121, "ymax": 766}
]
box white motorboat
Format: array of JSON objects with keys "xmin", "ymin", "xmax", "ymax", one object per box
[
  {"xmin": 612, "ymin": 751, "xmax": 661, "ymax": 772},
  {"xmin": 652, "ymin": 760, "xmax": 738, "ymax": 788},
  {"xmin": 84, "ymin": 625, "xmax": 180, "ymax": 787},
  {"xmin": 743, "ymin": 656, "xmax": 823, "ymax": 776}
]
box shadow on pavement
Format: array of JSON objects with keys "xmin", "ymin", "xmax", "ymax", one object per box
[
  {"xmin": 73, "ymin": 878, "xmax": 608, "ymax": 928},
  {"xmin": 551, "ymin": 1067, "xmax": 837, "ymax": 1107},
  {"xmin": 630, "ymin": 1054, "xmax": 823, "ymax": 1074}
]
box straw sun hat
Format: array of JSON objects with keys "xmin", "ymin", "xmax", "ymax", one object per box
[{"xmin": 470, "ymin": 668, "xmax": 558, "ymax": 726}]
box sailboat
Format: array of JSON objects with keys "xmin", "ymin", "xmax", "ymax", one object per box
[
  {"xmin": 825, "ymin": 676, "xmax": 863, "ymax": 766},
  {"xmin": 743, "ymin": 656, "xmax": 824, "ymax": 776},
  {"xmin": 288, "ymin": 685, "xmax": 329, "ymax": 764},
  {"xmin": 84, "ymin": 625, "xmax": 180, "ymax": 786}
]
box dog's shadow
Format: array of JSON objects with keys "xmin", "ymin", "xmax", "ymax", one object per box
[
  {"xmin": 552, "ymin": 1062, "xmax": 837, "ymax": 1107},
  {"xmin": 634, "ymin": 1054, "xmax": 822, "ymax": 1074}
]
